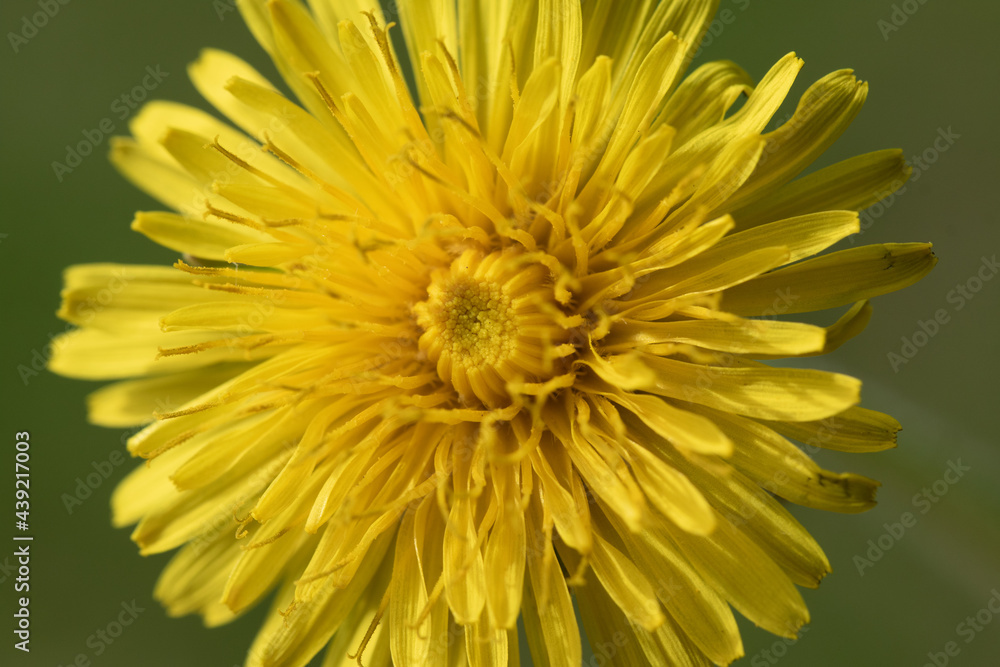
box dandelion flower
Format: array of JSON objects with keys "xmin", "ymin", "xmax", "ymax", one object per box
[{"xmin": 52, "ymin": 1, "xmax": 935, "ymax": 665}]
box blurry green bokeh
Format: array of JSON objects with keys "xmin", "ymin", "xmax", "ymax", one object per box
[{"xmin": 1, "ymin": 1, "xmax": 997, "ymax": 665}]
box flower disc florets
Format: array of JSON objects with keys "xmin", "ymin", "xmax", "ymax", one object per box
[{"xmin": 415, "ymin": 248, "xmax": 572, "ymax": 408}]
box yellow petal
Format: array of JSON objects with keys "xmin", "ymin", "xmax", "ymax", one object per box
[
  {"xmin": 521, "ymin": 493, "xmax": 582, "ymax": 667},
  {"xmin": 131, "ymin": 101, "xmax": 305, "ymax": 191},
  {"xmin": 321, "ymin": 542, "xmax": 394, "ymax": 667},
  {"xmin": 132, "ymin": 211, "xmax": 273, "ymax": 261},
  {"xmin": 607, "ymin": 316, "xmax": 826, "ymax": 357},
  {"xmin": 111, "ymin": 447, "xmax": 185, "ymax": 527},
  {"xmin": 545, "ymin": 400, "xmax": 645, "ymax": 531},
  {"xmin": 109, "ymin": 137, "xmax": 207, "ymax": 217},
  {"xmin": 308, "ymin": 0, "xmax": 392, "ymax": 45},
  {"xmin": 639, "ymin": 52, "xmax": 802, "ymax": 212},
  {"xmin": 612, "ymin": 392, "xmax": 732, "ymax": 456},
  {"xmin": 664, "ymin": 514, "xmax": 810, "ymax": 639},
  {"xmin": 86, "ymin": 364, "xmax": 249, "ymax": 427},
  {"xmin": 703, "ymin": 210, "xmax": 861, "ymax": 268},
  {"xmin": 160, "ymin": 301, "xmax": 329, "ymax": 333},
  {"xmin": 732, "ymin": 148, "xmax": 911, "ymax": 229},
  {"xmin": 131, "ymin": 442, "xmax": 291, "ymax": 554},
  {"xmin": 626, "ymin": 444, "xmax": 716, "ymax": 535},
  {"xmin": 754, "ymin": 299, "xmax": 873, "ymax": 360},
  {"xmin": 721, "ymin": 242, "xmax": 937, "ymax": 315},
  {"xmin": 223, "ymin": 518, "xmax": 314, "ymax": 614},
  {"xmin": 724, "ymin": 70, "xmax": 868, "ymax": 212},
  {"xmin": 569, "ymin": 542, "xmax": 704, "ymax": 666},
  {"xmin": 657, "ymin": 60, "xmax": 753, "ymax": 145},
  {"xmin": 700, "ymin": 407, "xmax": 881, "ymax": 513},
  {"xmin": 483, "ymin": 463, "xmax": 526, "ymax": 629},
  {"xmin": 659, "ymin": 133, "xmax": 765, "ymax": 232},
  {"xmin": 534, "ymin": 0, "xmax": 582, "ymax": 116},
  {"xmin": 601, "ymin": 503, "xmax": 744, "ymax": 665},
  {"xmin": 48, "ymin": 326, "xmax": 276, "ymax": 380},
  {"xmin": 570, "ymin": 55, "xmax": 612, "ymax": 160},
  {"xmin": 397, "ymin": 0, "xmax": 458, "ymax": 130},
  {"xmin": 443, "ymin": 447, "xmax": 489, "ymax": 624},
  {"xmin": 587, "ymin": 512, "xmax": 666, "ymax": 631},
  {"xmin": 528, "ymin": 439, "xmax": 593, "ymax": 554},
  {"xmin": 464, "ymin": 608, "xmax": 510, "ymax": 667},
  {"xmin": 154, "ymin": 528, "xmax": 242, "ymax": 625},
  {"xmin": 762, "ymin": 405, "xmax": 901, "ymax": 453},
  {"xmin": 632, "ymin": 246, "xmax": 790, "ymax": 302},
  {"xmin": 389, "ymin": 509, "xmax": 433, "ymax": 666},
  {"xmin": 247, "ymin": 530, "xmax": 394, "ymax": 667},
  {"xmin": 638, "ymin": 355, "xmax": 861, "ymax": 421},
  {"xmin": 664, "ymin": 446, "xmax": 831, "ymax": 588}
]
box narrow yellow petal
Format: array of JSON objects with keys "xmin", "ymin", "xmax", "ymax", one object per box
[
  {"xmin": 111, "ymin": 448, "xmax": 185, "ymax": 527},
  {"xmin": 581, "ymin": 33, "xmax": 684, "ymax": 209},
  {"xmin": 724, "ymin": 70, "xmax": 868, "ymax": 212},
  {"xmin": 132, "ymin": 211, "xmax": 273, "ymax": 261},
  {"xmin": 657, "ymin": 60, "xmax": 753, "ymax": 145},
  {"xmin": 49, "ymin": 326, "xmax": 277, "ymax": 380},
  {"xmin": 522, "ymin": 493, "xmax": 582, "ymax": 667},
  {"xmin": 247, "ymin": 531, "xmax": 394, "ymax": 667},
  {"xmin": 703, "ymin": 210, "xmax": 861, "ymax": 268},
  {"xmin": 443, "ymin": 450, "xmax": 489, "ymax": 624},
  {"xmin": 483, "ymin": 464, "xmax": 526, "ymax": 629},
  {"xmin": 721, "ymin": 242, "xmax": 937, "ymax": 315},
  {"xmin": 321, "ymin": 536, "xmax": 394, "ymax": 667},
  {"xmin": 603, "ymin": 505, "xmax": 743, "ymax": 664},
  {"xmin": 389, "ymin": 509, "xmax": 432, "ymax": 666},
  {"xmin": 154, "ymin": 529, "xmax": 242, "ymax": 624},
  {"xmin": 587, "ymin": 513, "xmax": 665, "ymax": 631},
  {"xmin": 465, "ymin": 609, "xmax": 509, "ymax": 667},
  {"xmin": 632, "ymin": 246, "xmax": 790, "ymax": 302},
  {"xmin": 612, "ymin": 392, "xmax": 733, "ymax": 456},
  {"xmin": 626, "ymin": 444, "xmax": 717, "ymax": 535},
  {"xmin": 607, "ymin": 316, "xmax": 826, "ymax": 357},
  {"xmin": 732, "ymin": 148, "xmax": 911, "ymax": 229},
  {"xmin": 699, "ymin": 407, "xmax": 881, "ymax": 513},
  {"xmin": 762, "ymin": 405, "xmax": 901, "ymax": 453},
  {"xmin": 753, "ymin": 299, "xmax": 873, "ymax": 359},
  {"xmin": 534, "ymin": 0, "xmax": 582, "ymax": 115},
  {"xmin": 638, "ymin": 355, "xmax": 861, "ymax": 421},
  {"xmin": 86, "ymin": 364, "xmax": 249, "ymax": 427},
  {"xmin": 662, "ymin": 514, "xmax": 810, "ymax": 639}
]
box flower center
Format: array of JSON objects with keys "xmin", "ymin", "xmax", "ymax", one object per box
[
  {"xmin": 434, "ymin": 278, "xmax": 516, "ymax": 366},
  {"xmin": 414, "ymin": 248, "xmax": 569, "ymax": 408}
]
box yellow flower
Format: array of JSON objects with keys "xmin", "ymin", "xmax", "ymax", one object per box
[{"xmin": 51, "ymin": 1, "xmax": 935, "ymax": 665}]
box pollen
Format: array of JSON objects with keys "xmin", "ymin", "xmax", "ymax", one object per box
[{"xmin": 437, "ymin": 278, "xmax": 516, "ymax": 366}]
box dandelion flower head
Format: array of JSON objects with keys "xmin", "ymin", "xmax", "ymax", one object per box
[{"xmin": 51, "ymin": 1, "xmax": 935, "ymax": 665}]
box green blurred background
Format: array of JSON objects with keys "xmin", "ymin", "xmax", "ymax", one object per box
[{"xmin": 1, "ymin": 0, "xmax": 998, "ymax": 665}]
